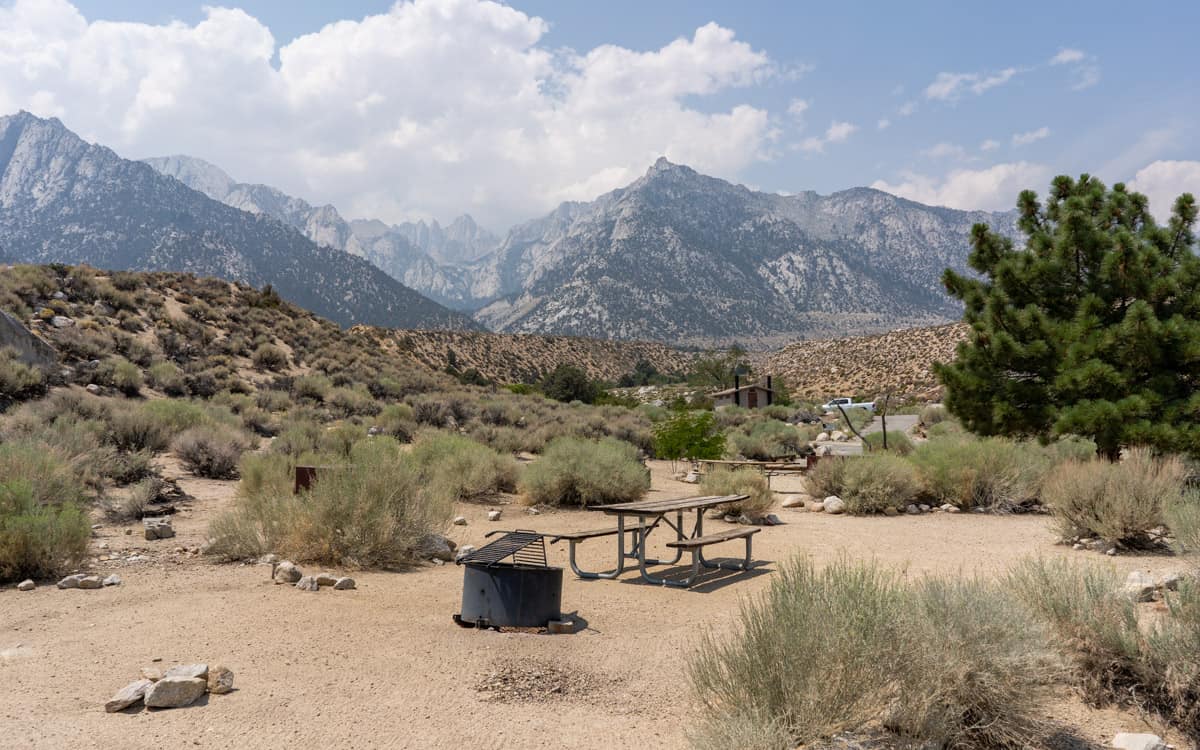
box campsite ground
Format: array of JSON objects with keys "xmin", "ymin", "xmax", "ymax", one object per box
[{"xmin": 0, "ymin": 460, "xmax": 1185, "ymax": 749}]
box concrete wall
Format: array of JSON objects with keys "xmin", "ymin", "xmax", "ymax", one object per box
[{"xmin": 0, "ymin": 310, "xmax": 58, "ymax": 370}]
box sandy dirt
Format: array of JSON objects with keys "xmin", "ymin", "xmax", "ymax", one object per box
[{"xmin": 0, "ymin": 460, "xmax": 1187, "ymax": 749}]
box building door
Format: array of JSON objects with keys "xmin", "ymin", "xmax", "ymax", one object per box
[{"xmin": 748, "ymin": 389, "xmax": 758, "ymax": 408}]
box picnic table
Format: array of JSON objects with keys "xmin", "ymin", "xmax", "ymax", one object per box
[
  {"xmin": 694, "ymin": 458, "xmax": 811, "ymax": 486},
  {"xmin": 549, "ymin": 494, "xmax": 758, "ymax": 588}
]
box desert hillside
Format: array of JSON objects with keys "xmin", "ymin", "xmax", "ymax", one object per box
[
  {"xmin": 756, "ymin": 323, "xmax": 968, "ymax": 401},
  {"xmin": 358, "ymin": 327, "xmax": 698, "ymax": 384}
]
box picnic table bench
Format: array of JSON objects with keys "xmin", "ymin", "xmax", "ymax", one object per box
[
  {"xmin": 548, "ymin": 494, "xmax": 760, "ymax": 588},
  {"xmin": 693, "ymin": 458, "xmax": 812, "ymax": 486}
]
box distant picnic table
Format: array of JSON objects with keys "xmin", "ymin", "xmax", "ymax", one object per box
[
  {"xmin": 693, "ymin": 457, "xmax": 817, "ymax": 486},
  {"xmin": 550, "ymin": 494, "xmax": 759, "ymax": 588}
]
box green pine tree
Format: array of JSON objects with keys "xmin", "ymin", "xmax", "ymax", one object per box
[{"xmin": 936, "ymin": 174, "xmax": 1199, "ymax": 460}]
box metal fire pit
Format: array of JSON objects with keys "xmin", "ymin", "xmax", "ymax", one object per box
[{"xmin": 453, "ymin": 530, "xmax": 562, "ymax": 630}]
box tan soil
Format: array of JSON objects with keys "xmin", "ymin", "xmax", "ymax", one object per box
[{"xmin": 0, "ymin": 460, "xmax": 1185, "ymax": 749}]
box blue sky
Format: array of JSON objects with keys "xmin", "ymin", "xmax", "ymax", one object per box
[{"xmin": 8, "ymin": 0, "xmax": 1200, "ymax": 228}]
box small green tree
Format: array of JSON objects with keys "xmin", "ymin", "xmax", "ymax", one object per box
[
  {"xmin": 540, "ymin": 364, "xmax": 599, "ymax": 403},
  {"xmin": 653, "ymin": 411, "xmax": 726, "ymax": 473},
  {"xmin": 936, "ymin": 175, "xmax": 1199, "ymax": 459}
]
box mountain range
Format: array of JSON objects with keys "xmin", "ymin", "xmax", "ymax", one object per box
[
  {"xmin": 0, "ymin": 112, "xmax": 477, "ymax": 331},
  {"xmin": 3, "ymin": 111, "xmax": 1020, "ymax": 344}
]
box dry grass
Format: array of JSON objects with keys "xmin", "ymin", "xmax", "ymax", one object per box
[
  {"xmin": 520, "ymin": 436, "xmax": 650, "ymax": 507},
  {"xmin": 699, "ymin": 466, "xmax": 773, "ymax": 517}
]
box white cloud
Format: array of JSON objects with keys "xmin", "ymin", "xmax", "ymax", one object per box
[
  {"xmin": 877, "ymin": 118, "xmax": 890, "ymax": 130},
  {"xmin": 787, "ymin": 98, "xmax": 809, "ymax": 119},
  {"xmin": 798, "ymin": 120, "xmax": 858, "ymax": 153},
  {"xmin": 980, "ymin": 139, "xmax": 1000, "ymax": 152},
  {"xmin": 1127, "ymin": 160, "xmax": 1200, "ymax": 222},
  {"xmin": 0, "ymin": 0, "xmax": 779, "ymax": 228},
  {"xmin": 1049, "ymin": 48, "xmax": 1085, "ymax": 65},
  {"xmin": 1012, "ymin": 126, "xmax": 1050, "ymax": 146},
  {"xmin": 924, "ymin": 67, "xmax": 1019, "ymax": 100},
  {"xmin": 871, "ymin": 162, "xmax": 1051, "ymax": 211},
  {"xmin": 921, "ymin": 142, "xmax": 966, "ymax": 159},
  {"xmin": 898, "ymin": 100, "xmax": 918, "ymax": 116}
]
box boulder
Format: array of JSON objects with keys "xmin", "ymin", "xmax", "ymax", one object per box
[
  {"xmin": 779, "ymin": 494, "xmax": 809, "ymax": 509},
  {"xmin": 487, "ymin": 510, "xmax": 502, "ymax": 522},
  {"xmin": 918, "ymin": 504, "xmax": 931, "ymax": 512},
  {"xmin": 736, "ymin": 514, "xmax": 755, "ymax": 526},
  {"xmin": 207, "ymin": 665, "xmax": 235, "ymax": 695},
  {"xmin": 273, "ymin": 561, "xmax": 302, "ymax": 584},
  {"xmin": 764, "ymin": 514, "xmax": 783, "ymax": 526},
  {"xmin": 905, "ymin": 504, "xmax": 921, "ymax": 515},
  {"xmin": 50, "ymin": 315, "xmax": 74, "ymax": 328},
  {"xmin": 143, "ymin": 518, "xmax": 174, "ymax": 540},
  {"xmin": 682, "ymin": 471, "xmax": 699, "ymax": 483},
  {"xmin": 77, "ymin": 576, "xmax": 103, "ymax": 589},
  {"xmin": 454, "ymin": 545, "xmax": 477, "ymax": 562},
  {"xmin": 418, "ymin": 533, "xmax": 455, "ymax": 562},
  {"xmin": 315, "ymin": 573, "xmax": 338, "ymax": 587},
  {"xmin": 831, "ymin": 430, "xmax": 848, "ymax": 442},
  {"xmin": 883, "ymin": 506, "xmax": 899, "ymax": 517},
  {"xmin": 85, "ymin": 383, "xmax": 102, "ymax": 395},
  {"xmin": 1111, "ymin": 733, "xmax": 1168, "ymax": 750},
  {"xmin": 17, "ymin": 579, "xmax": 34, "ymax": 591},
  {"xmin": 452, "ymin": 516, "xmax": 468, "ymax": 526},
  {"xmin": 1123, "ymin": 571, "xmax": 1157, "ymax": 602},
  {"xmin": 815, "ymin": 432, "xmax": 830, "ymax": 442},
  {"xmin": 140, "ymin": 667, "xmax": 164, "ymax": 682},
  {"xmin": 57, "ymin": 574, "xmax": 87, "ymax": 589},
  {"xmin": 1160, "ymin": 572, "xmax": 1185, "ymax": 591},
  {"xmin": 143, "ymin": 676, "xmax": 207, "ymax": 709},
  {"xmin": 105, "ymin": 679, "xmax": 152, "ymax": 713},
  {"xmin": 102, "ymin": 574, "xmax": 122, "ymax": 587},
  {"xmin": 295, "ymin": 575, "xmax": 320, "ymax": 592},
  {"xmin": 333, "ymin": 577, "xmax": 356, "ymax": 590},
  {"xmin": 164, "ymin": 664, "xmax": 208, "ymax": 680},
  {"xmin": 824, "ymin": 496, "xmax": 846, "ymax": 515},
  {"xmin": 804, "ymin": 501, "xmax": 825, "ymax": 512}
]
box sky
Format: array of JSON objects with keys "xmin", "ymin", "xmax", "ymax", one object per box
[{"xmin": 2, "ymin": 0, "xmax": 1198, "ymax": 231}]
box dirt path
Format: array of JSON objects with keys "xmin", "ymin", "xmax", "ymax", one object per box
[{"xmin": 0, "ymin": 461, "xmax": 1185, "ymax": 749}]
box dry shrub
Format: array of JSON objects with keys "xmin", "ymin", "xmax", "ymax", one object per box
[
  {"xmin": 862, "ymin": 430, "xmax": 914, "ymax": 455},
  {"xmin": 840, "ymin": 454, "xmax": 921, "ymax": 514},
  {"xmin": 520, "ymin": 436, "xmax": 649, "ymax": 507},
  {"xmin": 909, "ymin": 436, "xmax": 1046, "ymax": 511},
  {"xmin": 1043, "ymin": 449, "xmax": 1185, "ymax": 546},
  {"xmin": 805, "ymin": 456, "xmax": 848, "ymax": 499},
  {"xmin": 699, "ymin": 467, "xmax": 773, "ymax": 517},
  {"xmin": 251, "ymin": 343, "xmax": 288, "ymax": 371},
  {"xmin": 1011, "ymin": 558, "xmax": 1200, "ymax": 739},
  {"xmin": 96, "ymin": 355, "xmax": 143, "ymax": 395},
  {"xmin": 0, "ymin": 479, "xmax": 90, "ymax": 582},
  {"xmin": 919, "ymin": 404, "xmax": 948, "ymax": 426},
  {"xmin": 690, "ymin": 557, "xmax": 1056, "ymax": 750},
  {"xmin": 409, "ymin": 433, "xmax": 518, "ymax": 502},
  {"xmin": 1166, "ymin": 491, "xmax": 1200, "ymax": 557},
  {"xmin": 0, "ymin": 347, "xmax": 46, "ymax": 402},
  {"xmin": 173, "ymin": 425, "xmax": 254, "ymax": 479}
]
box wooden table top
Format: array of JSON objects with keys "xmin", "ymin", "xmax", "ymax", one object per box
[{"xmin": 593, "ymin": 494, "xmax": 748, "ymax": 516}]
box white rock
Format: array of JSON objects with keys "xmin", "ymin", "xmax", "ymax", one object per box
[
  {"xmin": 454, "ymin": 545, "xmax": 477, "ymax": 562},
  {"xmin": 144, "ymin": 676, "xmax": 207, "ymax": 708},
  {"xmin": 1124, "ymin": 571, "xmax": 1157, "ymax": 602},
  {"xmin": 77, "ymin": 576, "xmax": 103, "ymax": 589},
  {"xmin": 105, "ymin": 679, "xmax": 152, "ymax": 713},
  {"xmin": 1111, "ymin": 732, "xmax": 1168, "ymax": 750},
  {"xmin": 779, "ymin": 494, "xmax": 809, "ymax": 509},
  {"xmin": 526, "ymin": 507, "xmax": 540, "ymax": 515},
  {"xmin": 85, "ymin": 383, "xmax": 102, "ymax": 395},
  {"xmin": 102, "ymin": 574, "xmax": 121, "ymax": 587},
  {"xmin": 831, "ymin": 430, "xmax": 848, "ymax": 442},
  {"xmin": 258, "ymin": 553, "xmax": 278, "ymax": 565},
  {"xmin": 164, "ymin": 664, "xmax": 208, "ymax": 680},
  {"xmin": 140, "ymin": 667, "xmax": 163, "ymax": 682},
  {"xmin": 50, "ymin": 315, "xmax": 74, "ymax": 328},
  {"xmin": 487, "ymin": 510, "xmax": 502, "ymax": 522},
  {"xmin": 452, "ymin": 516, "xmax": 468, "ymax": 526},
  {"xmin": 918, "ymin": 504, "xmax": 931, "ymax": 512},
  {"xmin": 905, "ymin": 504, "xmax": 921, "ymax": 515},
  {"xmin": 804, "ymin": 501, "xmax": 825, "ymax": 512},
  {"xmin": 682, "ymin": 471, "xmax": 699, "ymax": 483},
  {"xmin": 939, "ymin": 503, "xmax": 958, "ymax": 513},
  {"xmin": 815, "ymin": 432, "xmax": 830, "ymax": 442},
  {"xmin": 207, "ymin": 665, "xmax": 235, "ymax": 695},
  {"xmin": 57, "ymin": 574, "xmax": 86, "ymax": 589},
  {"xmin": 333, "ymin": 577, "xmax": 356, "ymax": 590},
  {"xmin": 273, "ymin": 561, "xmax": 302, "ymax": 584},
  {"xmin": 295, "ymin": 575, "xmax": 319, "ymax": 592},
  {"xmin": 17, "ymin": 579, "xmax": 34, "ymax": 591},
  {"xmin": 1159, "ymin": 572, "xmax": 1184, "ymax": 591},
  {"xmin": 823, "ymin": 496, "xmax": 846, "ymax": 515},
  {"xmin": 1072, "ymin": 543, "xmax": 1085, "ymax": 551}
]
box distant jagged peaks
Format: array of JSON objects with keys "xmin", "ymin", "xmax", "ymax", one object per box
[{"xmin": 0, "ymin": 112, "xmax": 479, "ymax": 331}]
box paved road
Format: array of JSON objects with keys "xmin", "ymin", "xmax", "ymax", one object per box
[{"xmin": 862, "ymin": 413, "xmax": 918, "ymax": 435}]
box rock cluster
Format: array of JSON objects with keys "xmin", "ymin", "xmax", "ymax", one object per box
[
  {"xmin": 105, "ymin": 662, "xmax": 234, "ymax": 712},
  {"xmin": 271, "ymin": 561, "xmax": 355, "ymax": 592},
  {"xmin": 143, "ymin": 518, "xmax": 175, "ymax": 540},
  {"xmin": 57, "ymin": 573, "xmax": 121, "ymax": 589},
  {"xmin": 1123, "ymin": 570, "xmax": 1186, "ymax": 603}
]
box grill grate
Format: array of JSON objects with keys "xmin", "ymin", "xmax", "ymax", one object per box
[{"xmin": 458, "ymin": 530, "xmax": 547, "ymax": 568}]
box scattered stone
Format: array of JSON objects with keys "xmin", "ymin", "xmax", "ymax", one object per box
[
  {"xmin": 418, "ymin": 533, "xmax": 455, "ymax": 562},
  {"xmin": 883, "ymin": 506, "xmax": 899, "ymax": 517},
  {"xmin": 207, "ymin": 665, "xmax": 235, "ymax": 695},
  {"xmin": 144, "ymin": 676, "xmax": 207, "ymax": 709},
  {"xmin": 815, "ymin": 432, "xmax": 830, "ymax": 442},
  {"xmin": 50, "ymin": 315, "xmax": 74, "ymax": 328},
  {"xmin": 918, "ymin": 504, "xmax": 931, "ymax": 512},
  {"xmin": 905, "ymin": 504, "xmax": 921, "ymax": 515},
  {"xmin": 736, "ymin": 514, "xmax": 755, "ymax": 526},
  {"xmin": 102, "ymin": 574, "xmax": 122, "ymax": 587},
  {"xmin": 1072, "ymin": 543, "xmax": 1085, "ymax": 551},
  {"xmin": 804, "ymin": 501, "xmax": 825, "ymax": 512},
  {"xmin": 1124, "ymin": 571, "xmax": 1157, "ymax": 602},
  {"xmin": 17, "ymin": 579, "xmax": 34, "ymax": 591},
  {"xmin": 823, "ymin": 496, "xmax": 846, "ymax": 515},
  {"xmin": 526, "ymin": 507, "xmax": 540, "ymax": 515},
  {"xmin": 779, "ymin": 494, "xmax": 809, "ymax": 508},
  {"xmin": 452, "ymin": 516, "xmax": 468, "ymax": 526},
  {"xmin": 85, "ymin": 383, "xmax": 102, "ymax": 395},
  {"xmin": 143, "ymin": 518, "xmax": 174, "ymax": 540},
  {"xmin": 1160, "ymin": 572, "xmax": 1184, "ymax": 591},
  {"xmin": 315, "ymin": 573, "xmax": 338, "ymax": 587},
  {"xmin": 77, "ymin": 575, "xmax": 103, "ymax": 589},
  {"xmin": 831, "ymin": 430, "xmax": 848, "ymax": 442},
  {"xmin": 258, "ymin": 553, "xmax": 278, "ymax": 565},
  {"xmin": 105, "ymin": 679, "xmax": 152, "ymax": 713},
  {"xmin": 333, "ymin": 577, "xmax": 356, "ymax": 590},
  {"xmin": 164, "ymin": 664, "xmax": 208, "ymax": 680},
  {"xmin": 140, "ymin": 667, "xmax": 164, "ymax": 682},
  {"xmin": 764, "ymin": 513, "xmax": 783, "ymax": 526},
  {"xmin": 1111, "ymin": 733, "xmax": 1168, "ymax": 750},
  {"xmin": 940, "ymin": 503, "xmax": 960, "ymax": 513},
  {"xmin": 124, "ymin": 528, "xmax": 133, "ymax": 535},
  {"xmin": 454, "ymin": 545, "xmax": 477, "ymax": 562},
  {"xmin": 273, "ymin": 561, "xmax": 302, "ymax": 584},
  {"xmin": 487, "ymin": 510, "xmax": 502, "ymax": 522},
  {"xmin": 295, "ymin": 575, "xmax": 319, "ymax": 592},
  {"xmin": 681, "ymin": 471, "xmax": 699, "ymax": 483},
  {"xmin": 1106, "ymin": 548, "xmax": 1117, "ymax": 557}
]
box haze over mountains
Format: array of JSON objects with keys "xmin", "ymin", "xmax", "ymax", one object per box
[
  {"xmin": 3, "ymin": 111, "xmax": 1019, "ymax": 344},
  {"xmin": 0, "ymin": 112, "xmax": 477, "ymax": 331}
]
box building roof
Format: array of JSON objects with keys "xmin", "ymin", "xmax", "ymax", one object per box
[{"xmin": 710, "ymin": 384, "xmax": 774, "ymax": 397}]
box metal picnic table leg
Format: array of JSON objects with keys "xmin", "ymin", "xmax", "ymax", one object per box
[
  {"xmin": 628, "ymin": 513, "xmax": 684, "ymax": 566},
  {"xmin": 564, "ymin": 514, "xmax": 628, "ymax": 580},
  {"xmin": 636, "ymin": 515, "xmax": 692, "ymax": 588}
]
